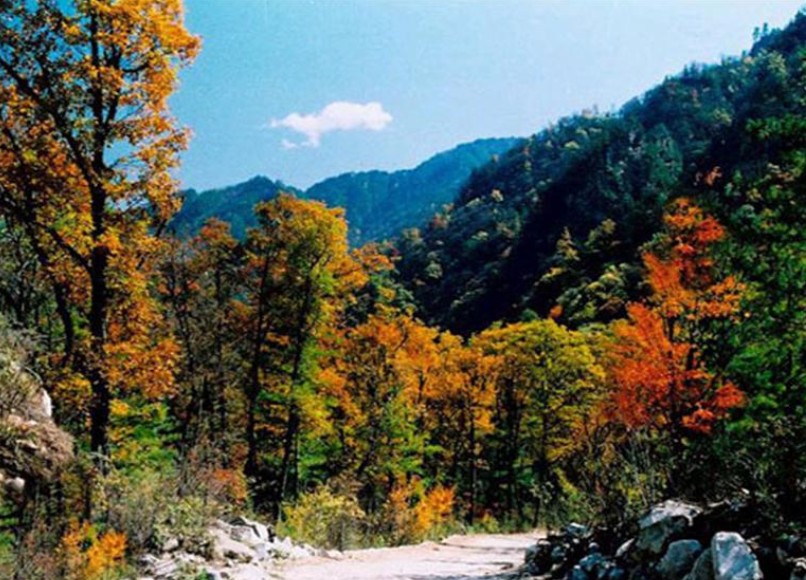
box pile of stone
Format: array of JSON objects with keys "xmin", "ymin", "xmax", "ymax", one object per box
[
  {"xmin": 524, "ymin": 498, "xmax": 806, "ymax": 579},
  {"xmin": 139, "ymin": 515, "xmax": 324, "ymax": 580}
]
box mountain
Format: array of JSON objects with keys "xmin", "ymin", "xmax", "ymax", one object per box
[
  {"xmin": 170, "ymin": 176, "xmax": 301, "ymax": 239},
  {"xmin": 394, "ymin": 13, "xmax": 806, "ymax": 334},
  {"xmin": 305, "ymin": 137, "xmax": 521, "ymax": 245},
  {"xmin": 170, "ymin": 137, "xmax": 521, "ymax": 244}
]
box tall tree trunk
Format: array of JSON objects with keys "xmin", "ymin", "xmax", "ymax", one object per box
[
  {"xmin": 468, "ymin": 414, "xmax": 477, "ymax": 525},
  {"xmin": 88, "ymin": 244, "xmax": 110, "ymax": 456}
]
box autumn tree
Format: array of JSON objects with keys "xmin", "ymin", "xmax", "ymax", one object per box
[
  {"xmin": 238, "ymin": 194, "xmax": 365, "ymax": 508},
  {"xmin": 319, "ymin": 312, "xmax": 424, "ymax": 508},
  {"xmin": 161, "ymin": 219, "xmax": 242, "ymax": 448},
  {"xmin": 606, "ymin": 199, "xmax": 744, "ymax": 472},
  {"xmin": 423, "ymin": 337, "xmax": 499, "ymax": 523},
  {"xmin": 474, "ymin": 319, "xmax": 603, "ymax": 524},
  {"xmin": 0, "ymin": 0, "xmax": 199, "ymax": 454}
]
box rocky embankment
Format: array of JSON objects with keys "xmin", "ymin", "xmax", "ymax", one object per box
[
  {"xmin": 138, "ymin": 516, "xmax": 325, "ymax": 579},
  {"xmin": 523, "ymin": 498, "xmax": 806, "ymax": 580}
]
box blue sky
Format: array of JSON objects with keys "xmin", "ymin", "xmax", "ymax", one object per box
[{"xmin": 172, "ymin": 0, "xmax": 804, "ymax": 192}]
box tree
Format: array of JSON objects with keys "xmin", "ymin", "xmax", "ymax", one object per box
[
  {"xmin": 424, "ymin": 337, "xmax": 499, "ymax": 523},
  {"xmin": 239, "ymin": 194, "xmax": 364, "ymax": 509},
  {"xmin": 606, "ymin": 199, "xmax": 744, "ymax": 468},
  {"xmin": 475, "ymin": 319, "xmax": 604, "ymax": 524},
  {"xmin": 161, "ymin": 219, "xmax": 242, "ymax": 448},
  {"xmin": 0, "ymin": 0, "xmax": 199, "ymax": 454},
  {"xmin": 319, "ymin": 312, "xmax": 427, "ymax": 508}
]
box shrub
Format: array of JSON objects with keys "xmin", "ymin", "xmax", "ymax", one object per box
[
  {"xmin": 380, "ymin": 480, "xmax": 456, "ymax": 544},
  {"xmin": 59, "ymin": 520, "xmax": 129, "ymax": 580},
  {"xmin": 280, "ymin": 485, "xmax": 366, "ymax": 550}
]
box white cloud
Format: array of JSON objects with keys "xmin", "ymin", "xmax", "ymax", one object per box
[{"xmin": 271, "ymin": 101, "xmax": 393, "ymax": 148}]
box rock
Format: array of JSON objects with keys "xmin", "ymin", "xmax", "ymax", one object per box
[
  {"xmin": 683, "ymin": 548, "xmax": 713, "ymax": 580},
  {"xmin": 657, "ymin": 539, "xmax": 702, "ymax": 579},
  {"xmin": 140, "ymin": 554, "xmax": 179, "ymax": 579},
  {"xmin": 37, "ymin": 388, "xmax": 52, "ymax": 418},
  {"xmin": 616, "ymin": 539, "xmax": 635, "ymax": 561},
  {"xmin": 636, "ymin": 500, "xmax": 702, "ymax": 556},
  {"xmin": 5, "ymin": 477, "xmax": 25, "ymax": 493},
  {"xmin": 229, "ymin": 525, "xmax": 261, "ymax": 546},
  {"xmin": 551, "ymin": 543, "xmax": 567, "ymax": 563},
  {"xmin": 566, "ymin": 522, "xmax": 592, "ymax": 539},
  {"xmin": 210, "ymin": 527, "xmax": 255, "ymax": 563},
  {"xmin": 230, "ymin": 516, "xmax": 273, "ymax": 542},
  {"xmin": 267, "ymin": 536, "xmax": 316, "ymax": 559},
  {"xmin": 526, "ymin": 539, "xmax": 553, "ymax": 574},
  {"xmin": 580, "ymin": 552, "xmax": 606, "ymax": 574},
  {"xmin": 711, "ymin": 532, "xmax": 762, "ymax": 580},
  {"xmin": 569, "ymin": 564, "xmax": 589, "ymax": 580},
  {"xmin": 161, "ymin": 536, "xmax": 180, "ymax": 553},
  {"xmin": 605, "ymin": 567, "xmax": 628, "ymax": 580},
  {"xmin": 791, "ymin": 558, "xmax": 806, "ymax": 580},
  {"xmin": 253, "ymin": 541, "xmax": 267, "ymax": 561}
]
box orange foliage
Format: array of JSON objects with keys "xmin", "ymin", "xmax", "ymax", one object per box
[
  {"xmin": 609, "ymin": 303, "xmax": 744, "ymax": 434},
  {"xmin": 607, "ymin": 200, "xmax": 744, "ymax": 436},
  {"xmin": 413, "ymin": 485, "xmax": 456, "ymax": 537},
  {"xmin": 0, "ymin": 0, "xmax": 199, "ymax": 450},
  {"xmin": 209, "ymin": 467, "xmax": 249, "ymax": 506},
  {"xmin": 60, "ymin": 521, "xmax": 127, "ymax": 580},
  {"xmin": 385, "ymin": 479, "xmax": 455, "ymax": 541}
]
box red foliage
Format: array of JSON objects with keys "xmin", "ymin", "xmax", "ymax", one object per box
[{"xmin": 607, "ymin": 199, "xmax": 744, "ymax": 436}]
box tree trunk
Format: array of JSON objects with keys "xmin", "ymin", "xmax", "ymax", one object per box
[{"xmin": 88, "ymin": 243, "xmax": 110, "ymax": 456}]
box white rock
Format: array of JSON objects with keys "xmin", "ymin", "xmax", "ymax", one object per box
[
  {"xmin": 636, "ymin": 500, "xmax": 702, "ymax": 555},
  {"xmin": 230, "ymin": 516, "xmax": 271, "ymax": 542},
  {"xmin": 711, "ymin": 532, "xmax": 763, "ymax": 580},
  {"xmin": 210, "ymin": 527, "xmax": 256, "ymax": 563},
  {"xmin": 230, "ymin": 524, "xmax": 261, "ymax": 546},
  {"xmin": 38, "ymin": 389, "xmax": 52, "ymax": 418},
  {"xmin": 161, "ymin": 536, "xmax": 180, "ymax": 553},
  {"xmin": 5, "ymin": 477, "xmax": 25, "ymax": 493}
]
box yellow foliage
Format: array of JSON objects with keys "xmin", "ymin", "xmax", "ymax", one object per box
[
  {"xmin": 60, "ymin": 520, "xmax": 127, "ymax": 580},
  {"xmin": 385, "ymin": 480, "xmax": 456, "ymax": 543},
  {"xmin": 413, "ymin": 485, "xmax": 455, "ymax": 539}
]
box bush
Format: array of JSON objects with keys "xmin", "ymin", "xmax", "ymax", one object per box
[
  {"xmin": 59, "ymin": 520, "xmax": 129, "ymax": 580},
  {"xmin": 280, "ymin": 485, "xmax": 366, "ymax": 550},
  {"xmin": 379, "ymin": 480, "xmax": 456, "ymax": 545}
]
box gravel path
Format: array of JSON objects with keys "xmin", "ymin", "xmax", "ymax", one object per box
[{"xmin": 279, "ymin": 532, "xmax": 539, "ymax": 580}]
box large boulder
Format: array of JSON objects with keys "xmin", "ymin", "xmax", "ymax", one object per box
[
  {"xmin": 636, "ymin": 500, "xmax": 702, "ymax": 556},
  {"xmin": 656, "ymin": 539, "xmax": 702, "ymax": 579},
  {"xmin": 209, "ymin": 527, "xmax": 257, "ymax": 563},
  {"xmin": 711, "ymin": 532, "xmax": 762, "ymax": 580},
  {"xmin": 684, "ymin": 548, "xmax": 714, "ymax": 580}
]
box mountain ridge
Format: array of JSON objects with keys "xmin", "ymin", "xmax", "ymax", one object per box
[{"xmin": 170, "ymin": 137, "xmax": 521, "ymax": 245}]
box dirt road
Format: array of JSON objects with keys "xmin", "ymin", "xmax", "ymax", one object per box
[{"xmin": 279, "ymin": 532, "xmax": 538, "ymax": 580}]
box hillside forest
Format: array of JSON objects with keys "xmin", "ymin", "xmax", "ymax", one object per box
[{"xmin": 0, "ymin": 2, "xmax": 804, "ymax": 578}]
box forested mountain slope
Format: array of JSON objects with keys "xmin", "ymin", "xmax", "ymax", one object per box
[
  {"xmin": 171, "ymin": 137, "xmax": 520, "ymax": 245},
  {"xmin": 170, "ymin": 176, "xmax": 301, "ymax": 239},
  {"xmin": 394, "ymin": 15, "xmax": 806, "ymax": 334},
  {"xmin": 306, "ymin": 137, "xmax": 520, "ymax": 245}
]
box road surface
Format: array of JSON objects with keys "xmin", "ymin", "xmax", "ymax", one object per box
[{"xmin": 279, "ymin": 532, "xmax": 538, "ymax": 580}]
